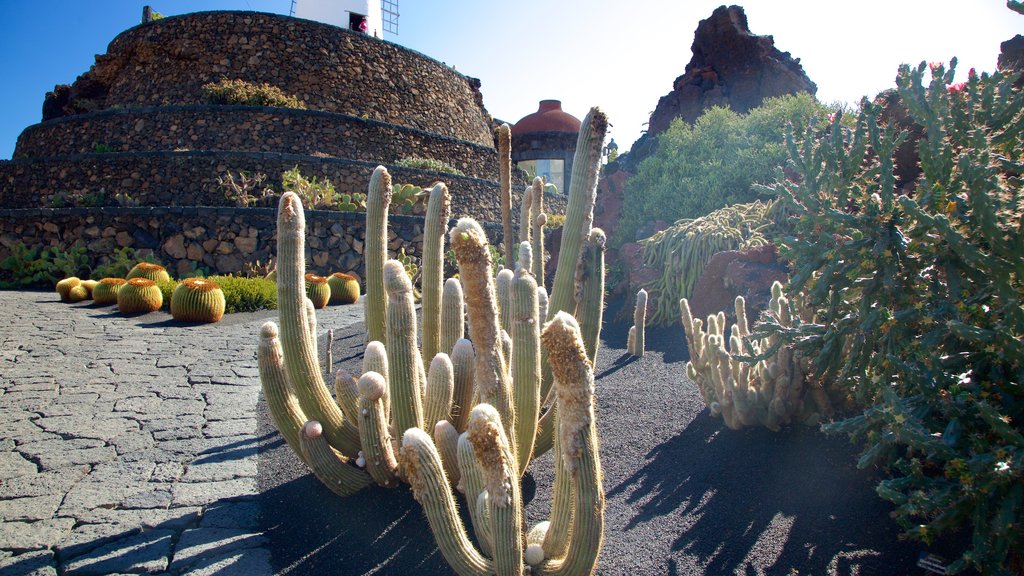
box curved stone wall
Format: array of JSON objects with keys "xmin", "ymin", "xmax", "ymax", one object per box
[
  {"xmin": 0, "ymin": 152, "xmax": 513, "ymax": 222},
  {"xmin": 0, "ymin": 207, "xmax": 503, "ymax": 280},
  {"xmin": 15, "ymin": 105, "xmax": 497, "ymax": 179},
  {"xmin": 48, "ymin": 11, "xmax": 493, "ymax": 146}
]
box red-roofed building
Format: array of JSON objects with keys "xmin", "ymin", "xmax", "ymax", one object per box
[{"xmin": 510, "ymin": 100, "xmax": 580, "ymax": 194}]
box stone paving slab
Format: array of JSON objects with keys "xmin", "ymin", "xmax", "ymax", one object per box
[{"xmin": 0, "ymin": 289, "xmax": 364, "ymax": 574}]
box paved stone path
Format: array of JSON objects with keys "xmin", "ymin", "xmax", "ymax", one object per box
[{"xmin": 0, "ymin": 289, "xmax": 361, "ymax": 575}]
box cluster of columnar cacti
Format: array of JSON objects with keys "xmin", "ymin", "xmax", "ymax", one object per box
[
  {"xmin": 259, "ymin": 107, "xmax": 609, "ymax": 575},
  {"xmin": 627, "ymin": 289, "xmax": 647, "ymax": 357},
  {"xmin": 680, "ymin": 281, "xmax": 834, "ymax": 431},
  {"xmin": 639, "ymin": 200, "xmax": 778, "ymax": 325}
]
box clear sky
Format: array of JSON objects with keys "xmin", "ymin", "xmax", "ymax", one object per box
[{"xmin": 0, "ymin": 1, "xmax": 1018, "ymax": 160}]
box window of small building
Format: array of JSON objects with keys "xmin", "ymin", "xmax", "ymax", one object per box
[{"xmin": 517, "ymin": 159, "xmax": 565, "ymax": 194}]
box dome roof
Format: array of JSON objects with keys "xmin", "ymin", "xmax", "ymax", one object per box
[{"xmin": 511, "ymin": 100, "xmax": 581, "ymax": 135}]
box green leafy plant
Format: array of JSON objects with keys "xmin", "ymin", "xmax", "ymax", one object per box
[
  {"xmin": 615, "ymin": 93, "xmax": 830, "ymax": 247},
  {"xmin": 0, "ymin": 242, "xmax": 54, "ymax": 287},
  {"xmin": 208, "ymin": 274, "xmax": 277, "ymax": 313},
  {"xmin": 90, "ymin": 247, "xmax": 160, "ymax": 280},
  {"xmin": 282, "ymin": 166, "xmax": 336, "ymax": 209},
  {"xmin": 93, "ymin": 143, "xmax": 114, "ymax": 154},
  {"xmin": 760, "ymin": 59, "xmax": 1024, "ymax": 574},
  {"xmin": 202, "ymin": 79, "xmax": 307, "ymax": 109},
  {"xmin": 394, "ymin": 157, "xmax": 465, "ymax": 177},
  {"xmin": 218, "ymin": 171, "xmax": 276, "ymax": 207},
  {"xmin": 391, "ymin": 183, "xmax": 425, "ymax": 214}
]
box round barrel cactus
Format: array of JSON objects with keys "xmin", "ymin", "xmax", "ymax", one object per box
[
  {"xmin": 66, "ymin": 284, "xmax": 89, "ymax": 303},
  {"xmin": 171, "ymin": 277, "xmax": 226, "ymax": 323},
  {"xmin": 55, "ymin": 277, "xmax": 81, "ymax": 301},
  {"xmin": 327, "ymin": 272, "xmax": 360, "ymax": 304},
  {"xmin": 80, "ymin": 279, "xmax": 99, "ymax": 298},
  {"xmin": 117, "ymin": 278, "xmax": 163, "ymax": 314},
  {"xmin": 93, "ymin": 278, "xmax": 127, "ymax": 305},
  {"xmin": 304, "ymin": 273, "xmax": 330, "ymax": 309},
  {"xmin": 126, "ymin": 262, "xmax": 171, "ymax": 284}
]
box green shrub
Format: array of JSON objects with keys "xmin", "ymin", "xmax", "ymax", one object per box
[
  {"xmin": 394, "ymin": 157, "xmax": 465, "ymax": 177},
  {"xmin": 614, "ymin": 93, "xmax": 830, "ymax": 247},
  {"xmin": 201, "ymin": 79, "xmax": 307, "ymax": 109},
  {"xmin": 0, "ymin": 241, "xmax": 92, "ymax": 288},
  {"xmin": 761, "ymin": 60, "xmax": 1024, "ymax": 574},
  {"xmin": 282, "ymin": 166, "xmax": 335, "ymax": 209},
  {"xmin": 208, "ymin": 275, "xmax": 277, "ymax": 313},
  {"xmin": 156, "ymin": 279, "xmax": 179, "ymax": 308},
  {"xmin": 91, "ymin": 247, "xmax": 160, "ymax": 280}
]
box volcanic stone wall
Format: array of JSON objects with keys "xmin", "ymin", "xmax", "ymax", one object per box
[
  {"xmin": 1, "ymin": 152, "xmax": 505, "ymax": 222},
  {"xmin": 14, "ymin": 106, "xmax": 497, "ymax": 179},
  {"xmin": 44, "ymin": 11, "xmax": 493, "ymax": 145},
  {"xmin": 0, "ymin": 207, "xmax": 503, "ymax": 280}
]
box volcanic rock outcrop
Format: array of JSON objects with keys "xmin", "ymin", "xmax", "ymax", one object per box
[{"xmin": 624, "ymin": 4, "xmax": 816, "ymax": 168}]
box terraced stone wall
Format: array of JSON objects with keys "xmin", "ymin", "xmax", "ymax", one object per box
[
  {"xmin": 0, "ymin": 207, "xmax": 503, "ymax": 279},
  {"xmin": 44, "ymin": 11, "xmax": 493, "ymax": 145},
  {"xmin": 0, "ymin": 152, "xmax": 510, "ymax": 223},
  {"xmin": 14, "ymin": 106, "xmax": 497, "ymax": 179}
]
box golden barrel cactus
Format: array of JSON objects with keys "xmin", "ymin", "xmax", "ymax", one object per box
[
  {"xmin": 117, "ymin": 278, "xmax": 163, "ymax": 314},
  {"xmin": 304, "ymin": 273, "xmax": 330, "ymax": 309},
  {"xmin": 327, "ymin": 272, "xmax": 360, "ymax": 304},
  {"xmin": 171, "ymin": 278, "xmax": 226, "ymax": 323},
  {"xmin": 93, "ymin": 278, "xmax": 127, "ymax": 305},
  {"xmin": 126, "ymin": 262, "xmax": 171, "ymax": 284},
  {"xmin": 55, "ymin": 277, "xmax": 81, "ymax": 301}
]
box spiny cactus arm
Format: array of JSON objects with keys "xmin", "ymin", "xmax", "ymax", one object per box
[
  {"xmin": 450, "ymin": 218, "xmax": 516, "ymax": 447},
  {"xmin": 537, "ymin": 312, "xmax": 605, "ymax": 576},
  {"xmin": 499, "ymin": 123, "xmax": 514, "ymax": 266},
  {"xmin": 457, "ymin": 431, "xmax": 494, "ymax": 558},
  {"xmin": 531, "ymin": 178, "xmax": 546, "ymax": 286},
  {"xmin": 450, "ymin": 338, "xmax": 476, "ymax": 432},
  {"xmin": 531, "ymin": 403, "xmax": 555, "ymax": 459},
  {"xmin": 441, "ymin": 278, "xmax": 466, "ymax": 356},
  {"xmin": 362, "ymin": 341, "xmax": 391, "ymax": 419},
  {"xmin": 632, "ymin": 289, "xmax": 648, "ymax": 357},
  {"xmin": 322, "ymin": 329, "xmax": 334, "ymax": 384},
  {"xmin": 334, "ymin": 368, "xmax": 361, "ymax": 426},
  {"xmin": 734, "ymin": 296, "xmax": 750, "ymax": 339},
  {"xmin": 366, "ymin": 166, "xmax": 393, "ymax": 344},
  {"xmin": 384, "ymin": 259, "xmax": 425, "ymax": 435},
  {"xmin": 422, "ymin": 183, "xmax": 451, "ymax": 364},
  {"xmin": 299, "ymin": 421, "xmax": 374, "ymax": 497},
  {"xmin": 496, "ymin": 268, "xmax": 514, "ymax": 334},
  {"xmin": 357, "ymin": 371, "xmax": 400, "ymax": 487},
  {"xmin": 276, "ymin": 192, "xmax": 361, "ymax": 457},
  {"xmin": 626, "ymin": 327, "xmax": 636, "ymax": 355},
  {"xmin": 537, "ymin": 286, "xmax": 549, "ymax": 330},
  {"xmin": 547, "ymin": 108, "xmax": 608, "ymax": 320},
  {"xmin": 576, "ymin": 229, "xmax": 606, "ymax": 365},
  {"xmin": 401, "ymin": 428, "xmax": 495, "ymax": 576},
  {"xmin": 519, "ymin": 184, "xmax": 533, "ymax": 247},
  {"xmin": 425, "ymin": 353, "xmax": 455, "ymax": 434},
  {"xmin": 258, "ymin": 321, "xmax": 307, "ymax": 462},
  {"xmin": 680, "ymin": 298, "xmax": 697, "ymax": 357},
  {"xmin": 434, "ymin": 420, "xmax": 461, "ymax": 487},
  {"xmin": 509, "ymin": 257, "xmax": 541, "ymax": 474},
  {"xmin": 467, "ymin": 404, "xmax": 525, "ymax": 576}
]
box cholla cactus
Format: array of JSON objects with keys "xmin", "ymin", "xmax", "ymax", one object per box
[
  {"xmin": 680, "ymin": 282, "xmax": 833, "ymax": 431},
  {"xmin": 260, "ymin": 106, "xmax": 610, "ymax": 575}
]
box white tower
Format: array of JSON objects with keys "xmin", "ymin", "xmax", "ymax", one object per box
[{"xmin": 293, "ymin": 0, "xmax": 386, "ymax": 39}]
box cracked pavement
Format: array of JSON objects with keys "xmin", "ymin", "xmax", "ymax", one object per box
[{"xmin": 0, "ymin": 289, "xmax": 361, "ymax": 575}]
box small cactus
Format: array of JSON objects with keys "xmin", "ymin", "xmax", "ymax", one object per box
[
  {"xmin": 629, "ymin": 288, "xmax": 648, "ymax": 357},
  {"xmin": 170, "ymin": 277, "xmax": 226, "ymax": 323},
  {"xmin": 66, "ymin": 284, "xmax": 89, "ymax": 303},
  {"xmin": 304, "ymin": 273, "xmax": 331, "ymax": 309},
  {"xmin": 126, "ymin": 262, "xmax": 171, "ymax": 284},
  {"xmin": 55, "ymin": 277, "xmax": 81, "ymax": 301},
  {"xmin": 80, "ymin": 279, "xmax": 98, "ymax": 298},
  {"xmin": 327, "ymin": 272, "xmax": 360, "ymax": 305},
  {"xmin": 93, "ymin": 278, "xmax": 127, "ymax": 305},
  {"xmin": 117, "ymin": 278, "xmax": 163, "ymax": 314}
]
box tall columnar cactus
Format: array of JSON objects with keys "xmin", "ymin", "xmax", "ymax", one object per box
[
  {"xmin": 421, "ymin": 183, "xmax": 451, "ymax": 364},
  {"xmin": 401, "ymin": 312, "xmax": 604, "ymax": 576},
  {"xmin": 629, "ymin": 289, "xmax": 647, "ymax": 357},
  {"xmin": 530, "ymin": 177, "xmax": 546, "ymax": 286},
  {"xmin": 547, "ymin": 108, "xmax": 608, "ymax": 321},
  {"xmin": 680, "ymin": 282, "xmax": 834, "ymax": 431},
  {"xmin": 498, "ymin": 123, "xmax": 514, "ymax": 267},
  {"xmin": 365, "ymin": 166, "xmax": 393, "ymax": 344}
]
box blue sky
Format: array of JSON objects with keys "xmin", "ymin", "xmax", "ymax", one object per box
[{"xmin": 0, "ymin": 1, "xmax": 1019, "ymax": 160}]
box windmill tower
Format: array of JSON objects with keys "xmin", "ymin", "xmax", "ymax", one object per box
[{"xmin": 291, "ymin": 0, "xmax": 398, "ymax": 39}]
